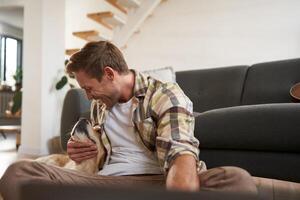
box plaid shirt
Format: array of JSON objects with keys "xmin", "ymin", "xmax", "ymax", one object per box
[{"xmin": 91, "ymin": 70, "xmax": 201, "ymax": 174}]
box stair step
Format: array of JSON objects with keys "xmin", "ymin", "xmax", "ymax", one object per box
[
  {"xmin": 65, "ymin": 48, "xmax": 80, "ymax": 56},
  {"xmin": 112, "ymin": 0, "xmax": 161, "ymax": 47},
  {"xmin": 106, "ymin": 0, "xmax": 127, "ymax": 14},
  {"xmin": 105, "ymin": 0, "xmax": 140, "ymax": 14},
  {"xmin": 117, "ymin": 0, "xmax": 140, "ymax": 8},
  {"xmin": 72, "ymin": 30, "xmax": 108, "ymax": 42},
  {"xmin": 87, "ymin": 11, "xmax": 126, "ymax": 30}
]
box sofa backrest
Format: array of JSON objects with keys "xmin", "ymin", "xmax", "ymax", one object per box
[
  {"xmin": 241, "ymin": 58, "xmax": 300, "ymax": 105},
  {"xmin": 176, "ymin": 66, "xmax": 248, "ymax": 113},
  {"xmin": 60, "ymin": 89, "xmax": 91, "ymax": 151}
]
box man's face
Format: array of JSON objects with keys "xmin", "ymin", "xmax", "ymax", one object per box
[{"xmin": 74, "ymin": 70, "xmax": 121, "ymax": 109}]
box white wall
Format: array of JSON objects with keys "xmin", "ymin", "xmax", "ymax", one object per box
[
  {"xmin": 123, "ymin": 0, "xmax": 300, "ymax": 71},
  {"xmin": 19, "ymin": 0, "xmax": 65, "ymax": 156}
]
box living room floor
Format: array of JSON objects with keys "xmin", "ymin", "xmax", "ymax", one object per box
[{"xmin": 0, "ymin": 133, "xmax": 18, "ymax": 178}]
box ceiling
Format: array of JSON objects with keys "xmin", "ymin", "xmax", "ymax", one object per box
[{"xmin": 0, "ymin": 6, "xmax": 23, "ymax": 29}]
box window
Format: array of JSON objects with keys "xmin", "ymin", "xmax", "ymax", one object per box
[{"xmin": 0, "ymin": 35, "xmax": 22, "ymax": 87}]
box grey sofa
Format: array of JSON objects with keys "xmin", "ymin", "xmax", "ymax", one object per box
[{"xmin": 60, "ymin": 58, "xmax": 300, "ymax": 183}]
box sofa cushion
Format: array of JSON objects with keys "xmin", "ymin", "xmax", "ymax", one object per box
[
  {"xmin": 142, "ymin": 66, "xmax": 176, "ymax": 83},
  {"xmin": 200, "ymin": 149, "xmax": 300, "ymax": 183},
  {"xmin": 195, "ymin": 103, "xmax": 300, "ymax": 152},
  {"xmin": 176, "ymin": 66, "xmax": 248, "ymax": 113},
  {"xmin": 242, "ymin": 58, "xmax": 300, "ymax": 105}
]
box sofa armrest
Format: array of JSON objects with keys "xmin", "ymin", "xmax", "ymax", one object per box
[
  {"xmin": 60, "ymin": 89, "xmax": 91, "ymax": 151},
  {"xmin": 195, "ymin": 103, "xmax": 300, "ymax": 152}
]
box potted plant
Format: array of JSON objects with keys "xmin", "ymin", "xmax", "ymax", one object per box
[
  {"xmin": 5, "ymin": 68, "xmax": 22, "ymax": 117},
  {"xmin": 55, "ymin": 59, "xmax": 75, "ymax": 90}
]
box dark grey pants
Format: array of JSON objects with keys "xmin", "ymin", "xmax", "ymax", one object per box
[{"xmin": 0, "ymin": 160, "xmax": 299, "ymax": 200}]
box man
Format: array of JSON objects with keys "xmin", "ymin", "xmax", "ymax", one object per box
[
  {"xmin": 65, "ymin": 41, "xmax": 257, "ymax": 191},
  {"xmin": 0, "ymin": 41, "xmax": 258, "ymax": 199}
]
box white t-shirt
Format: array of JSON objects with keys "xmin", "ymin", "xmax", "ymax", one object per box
[{"xmin": 98, "ymin": 98, "xmax": 163, "ymax": 176}]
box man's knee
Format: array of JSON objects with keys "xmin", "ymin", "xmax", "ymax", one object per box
[
  {"xmin": 220, "ymin": 166, "xmax": 257, "ymax": 192},
  {"xmin": 200, "ymin": 166, "xmax": 257, "ymax": 194},
  {"xmin": 221, "ymin": 166, "xmax": 252, "ymax": 180},
  {"xmin": 0, "ymin": 160, "xmax": 35, "ymax": 199},
  {"xmin": 3, "ymin": 160, "xmax": 34, "ymax": 176},
  {"xmin": 1, "ymin": 160, "xmax": 36, "ymax": 184}
]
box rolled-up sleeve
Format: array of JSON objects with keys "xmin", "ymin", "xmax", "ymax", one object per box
[{"xmin": 150, "ymin": 83, "xmax": 200, "ymax": 173}]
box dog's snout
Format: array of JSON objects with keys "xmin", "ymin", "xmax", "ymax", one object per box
[
  {"xmin": 70, "ymin": 118, "xmax": 97, "ymax": 144},
  {"xmin": 77, "ymin": 121, "xmax": 86, "ymax": 130},
  {"xmin": 71, "ymin": 118, "xmax": 90, "ymax": 136}
]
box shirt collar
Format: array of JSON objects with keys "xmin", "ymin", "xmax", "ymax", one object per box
[
  {"xmin": 132, "ymin": 69, "xmax": 149, "ymax": 98},
  {"xmin": 91, "ymin": 69, "xmax": 149, "ymax": 123}
]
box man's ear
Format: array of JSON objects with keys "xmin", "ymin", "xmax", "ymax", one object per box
[{"xmin": 103, "ymin": 67, "xmax": 115, "ymax": 80}]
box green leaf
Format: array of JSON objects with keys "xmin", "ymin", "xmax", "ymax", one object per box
[
  {"xmin": 55, "ymin": 76, "xmax": 68, "ymax": 90},
  {"xmin": 13, "ymin": 68, "xmax": 23, "ymax": 83},
  {"xmin": 11, "ymin": 91, "xmax": 22, "ymax": 114}
]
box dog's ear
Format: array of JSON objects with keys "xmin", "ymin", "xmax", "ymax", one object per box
[
  {"xmin": 98, "ymin": 148, "xmax": 107, "ymax": 170},
  {"xmin": 90, "ymin": 100, "xmax": 107, "ymax": 129},
  {"xmin": 90, "ymin": 100, "xmax": 99, "ymax": 127}
]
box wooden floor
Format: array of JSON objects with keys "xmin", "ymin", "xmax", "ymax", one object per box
[
  {"xmin": 0, "ymin": 133, "xmax": 18, "ymax": 178},
  {"xmin": 0, "ymin": 132, "xmax": 64, "ymax": 179}
]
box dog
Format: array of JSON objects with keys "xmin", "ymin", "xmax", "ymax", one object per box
[{"xmin": 36, "ymin": 118, "xmax": 106, "ymax": 174}]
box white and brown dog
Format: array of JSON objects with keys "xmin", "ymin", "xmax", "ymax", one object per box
[{"xmin": 36, "ymin": 118, "xmax": 106, "ymax": 174}]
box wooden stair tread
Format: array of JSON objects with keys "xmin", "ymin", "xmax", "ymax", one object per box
[
  {"xmin": 73, "ymin": 30, "xmax": 99, "ymax": 38},
  {"xmin": 105, "ymin": 0, "xmax": 140, "ymax": 14},
  {"xmin": 117, "ymin": 0, "xmax": 140, "ymax": 8},
  {"xmin": 72, "ymin": 30, "xmax": 108, "ymax": 42},
  {"xmin": 87, "ymin": 11, "xmax": 126, "ymax": 30},
  {"xmin": 65, "ymin": 48, "xmax": 80, "ymax": 56},
  {"xmin": 106, "ymin": 0, "xmax": 127, "ymax": 14}
]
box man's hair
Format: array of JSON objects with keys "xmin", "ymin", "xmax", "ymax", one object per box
[{"xmin": 66, "ymin": 41, "xmax": 129, "ymax": 80}]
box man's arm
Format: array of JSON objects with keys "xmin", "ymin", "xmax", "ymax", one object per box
[
  {"xmin": 149, "ymin": 83, "xmax": 200, "ymax": 188},
  {"xmin": 166, "ymin": 154, "xmax": 200, "ymax": 191}
]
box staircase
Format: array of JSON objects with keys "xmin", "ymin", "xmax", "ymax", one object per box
[{"xmin": 66, "ymin": 0, "xmax": 161, "ymax": 56}]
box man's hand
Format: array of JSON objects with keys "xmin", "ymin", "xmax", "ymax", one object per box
[
  {"xmin": 166, "ymin": 154, "xmax": 200, "ymax": 192},
  {"xmin": 67, "ymin": 138, "xmax": 98, "ymax": 163}
]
